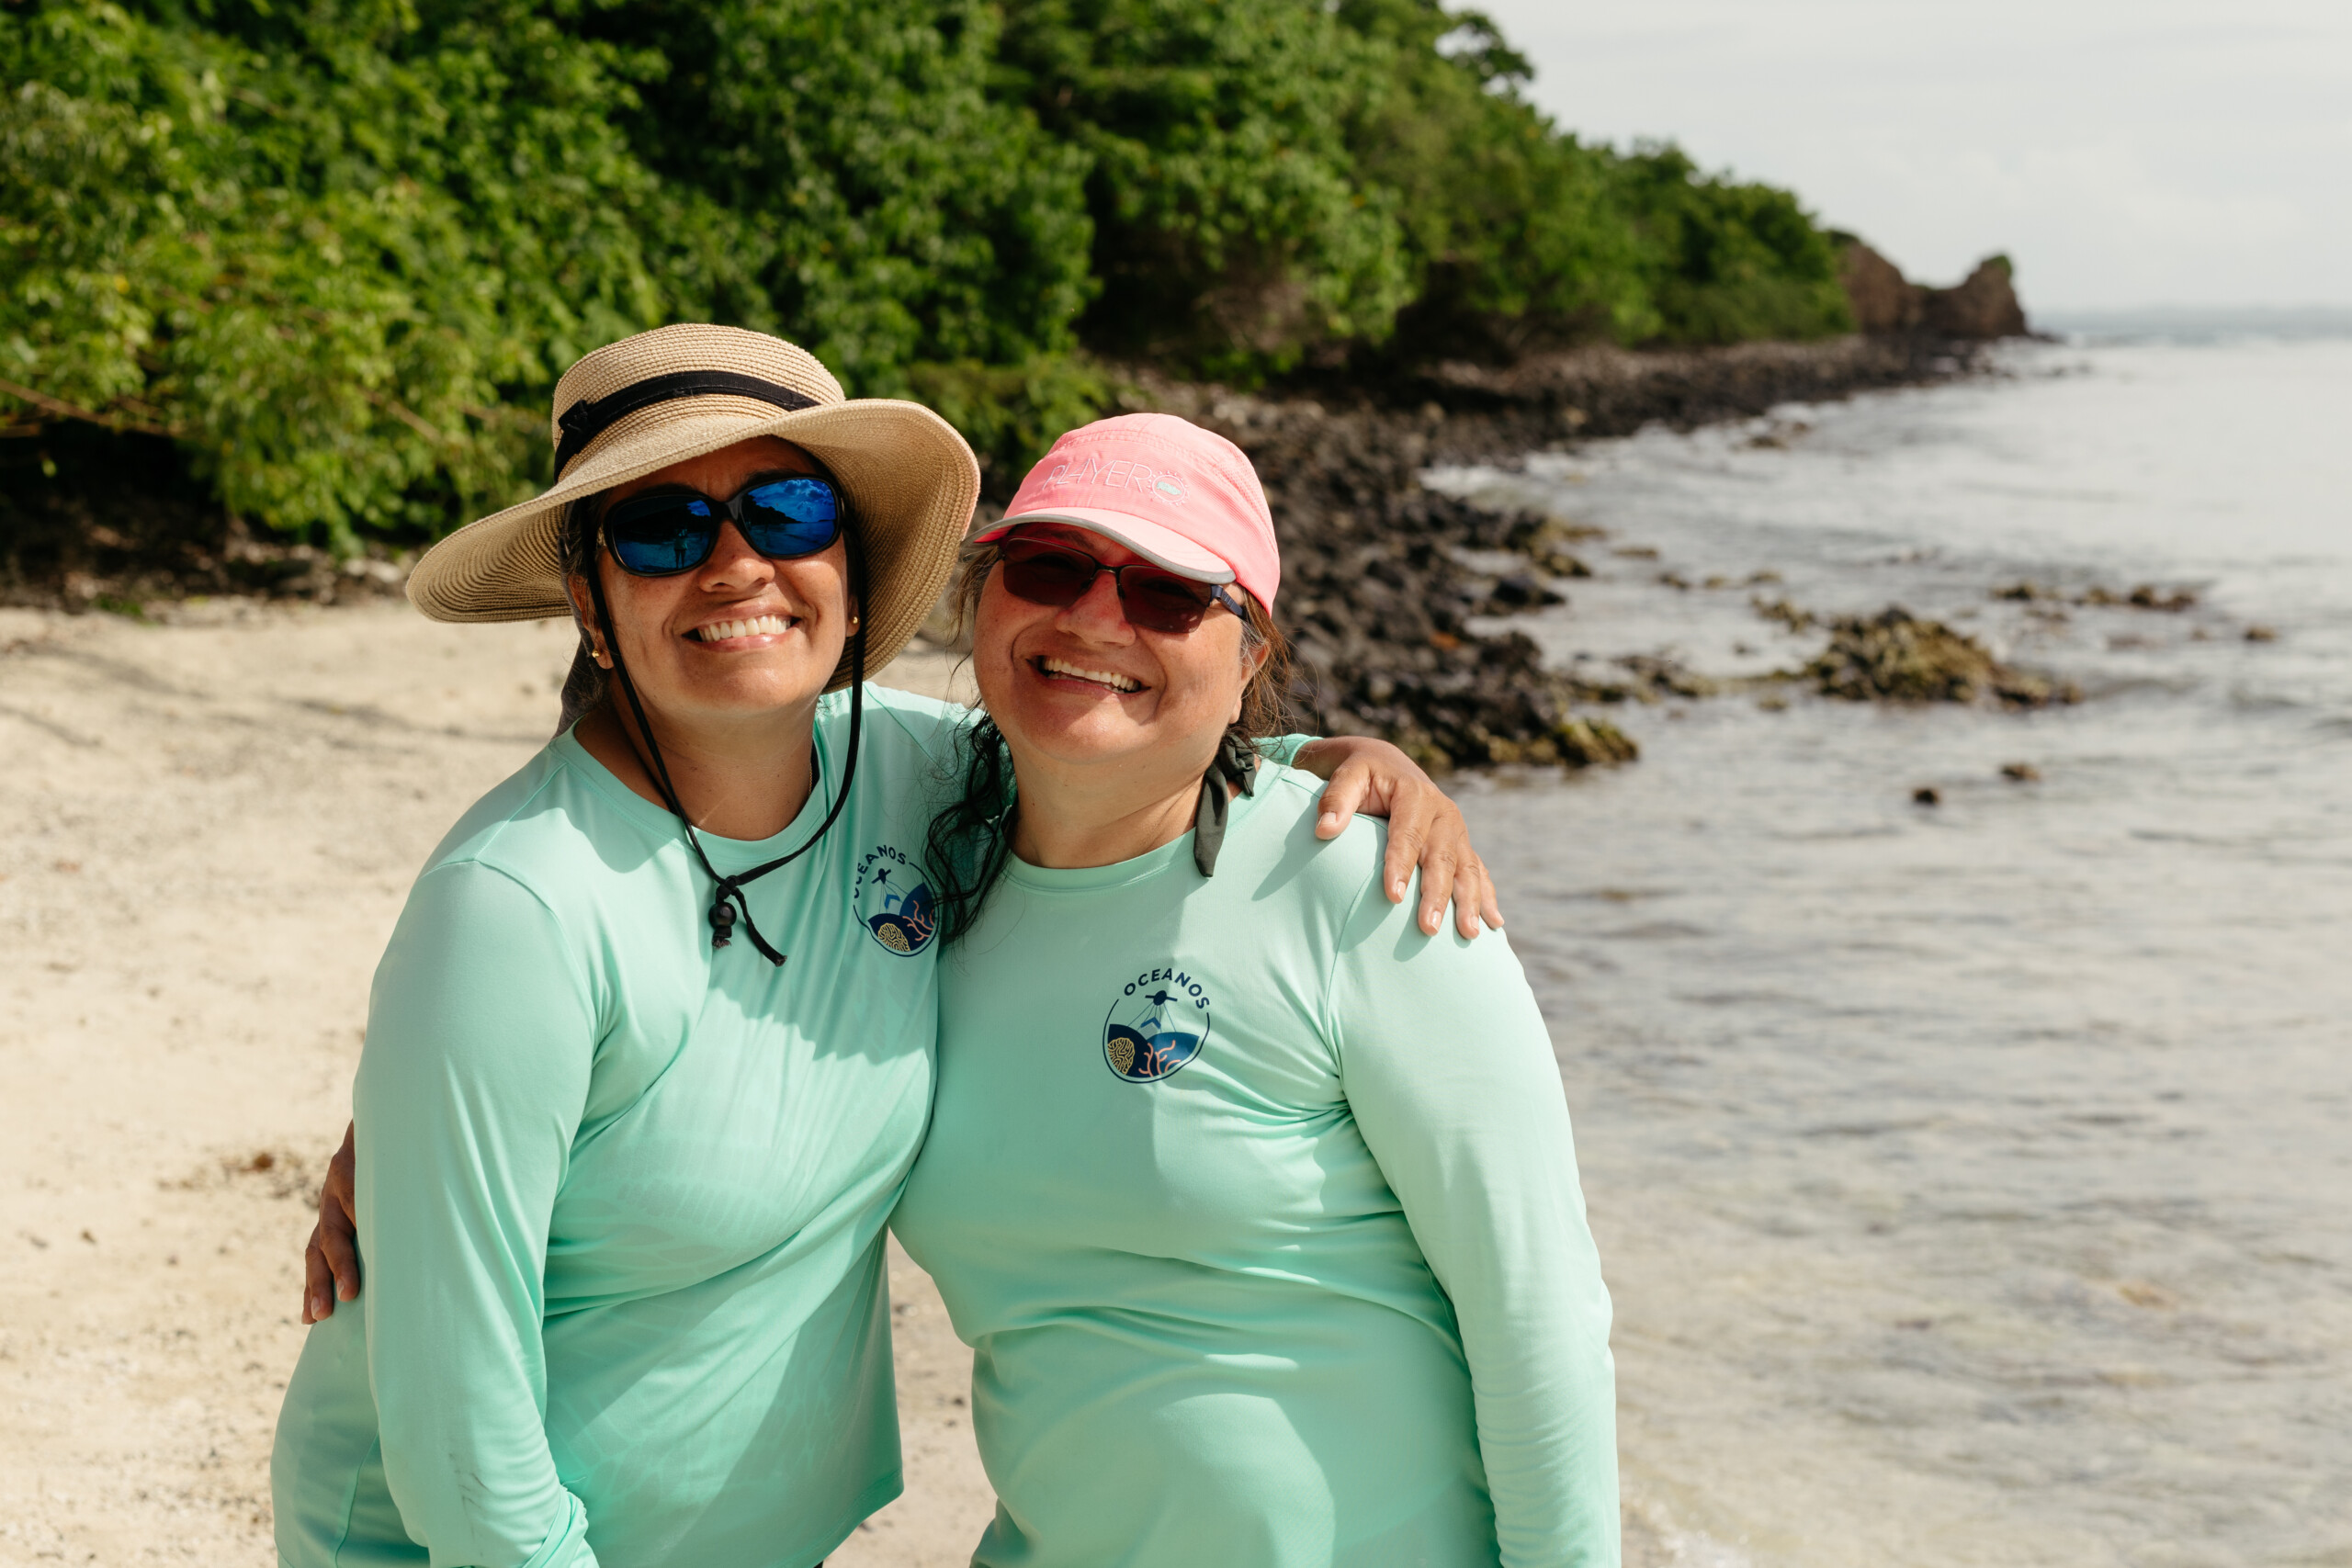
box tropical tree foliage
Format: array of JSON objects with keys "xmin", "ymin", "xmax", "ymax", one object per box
[{"xmin": 3, "ymin": 0, "xmax": 1852, "ymax": 544}]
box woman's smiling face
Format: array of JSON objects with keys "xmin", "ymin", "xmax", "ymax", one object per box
[
  {"xmin": 973, "ymin": 523, "xmax": 1259, "ymax": 784},
  {"xmin": 571, "ymin": 435, "xmax": 853, "ymax": 729}
]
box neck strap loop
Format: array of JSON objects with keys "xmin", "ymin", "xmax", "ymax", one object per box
[
  {"xmin": 1193, "ymin": 732, "xmax": 1259, "ymax": 877},
  {"xmin": 582, "ymin": 550, "xmax": 865, "ymax": 966}
]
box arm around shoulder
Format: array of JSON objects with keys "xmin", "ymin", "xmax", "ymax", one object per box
[
  {"xmin": 1329, "ymin": 889, "xmax": 1619, "ymax": 1568},
  {"xmin": 355, "ymin": 860, "xmax": 604, "ymax": 1568}
]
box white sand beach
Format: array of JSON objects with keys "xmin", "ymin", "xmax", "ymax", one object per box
[
  {"xmin": 0, "ymin": 601, "xmax": 1000, "ymax": 1565},
  {"xmin": 1, "ymin": 599, "xmax": 1682, "ymax": 1567}
]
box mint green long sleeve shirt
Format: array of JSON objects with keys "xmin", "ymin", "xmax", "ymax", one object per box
[
  {"xmin": 890, "ymin": 763, "xmax": 1619, "ymax": 1568},
  {"xmin": 271, "ymin": 684, "xmax": 964, "ymax": 1568}
]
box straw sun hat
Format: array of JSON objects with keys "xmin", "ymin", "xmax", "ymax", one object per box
[{"xmin": 407, "ymin": 323, "xmax": 981, "ymax": 687}]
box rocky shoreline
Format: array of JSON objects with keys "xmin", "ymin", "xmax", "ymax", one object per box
[
  {"xmin": 1148, "ymin": 330, "xmax": 2000, "ymax": 768},
  {"xmin": 3, "ymin": 321, "xmax": 2018, "ymax": 770}
]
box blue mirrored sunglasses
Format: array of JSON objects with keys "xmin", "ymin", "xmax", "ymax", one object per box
[{"xmin": 603, "ymin": 475, "xmax": 842, "ymax": 577}]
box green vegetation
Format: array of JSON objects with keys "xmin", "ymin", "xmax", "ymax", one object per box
[{"xmin": 4, "ymin": 0, "xmax": 1853, "ymax": 546}]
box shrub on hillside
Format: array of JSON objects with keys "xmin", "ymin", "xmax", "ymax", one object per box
[
  {"xmin": 5, "ymin": 0, "xmax": 1859, "ymax": 547},
  {"xmin": 995, "ymin": 0, "xmax": 1410, "ymax": 378}
]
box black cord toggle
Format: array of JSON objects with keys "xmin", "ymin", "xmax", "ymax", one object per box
[{"xmin": 582, "ymin": 532, "xmax": 865, "ymax": 971}]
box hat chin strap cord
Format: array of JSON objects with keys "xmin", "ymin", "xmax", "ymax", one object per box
[{"xmin": 583, "ymin": 560, "xmax": 865, "ymax": 966}]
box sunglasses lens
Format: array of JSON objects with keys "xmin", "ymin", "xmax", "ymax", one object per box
[
  {"xmin": 999, "ymin": 543, "xmax": 1098, "ymax": 605},
  {"xmin": 739, "ymin": 477, "xmax": 842, "ymax": 559},
  {"xmin": 998, "ymin": 540, "xmax": 1216, "ymax": 632},
  {"xmin": 607, "ymin": 496, "xmax": 720, "ymax": 576},
  {"xmin": 1121, "ymin": 570, "xmax": 1215, "ymax": 633}
]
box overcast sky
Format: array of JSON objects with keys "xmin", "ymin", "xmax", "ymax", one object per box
[{"xmin": 1473, "ymin": 0, "xmax": 2352, "ymax": 312}]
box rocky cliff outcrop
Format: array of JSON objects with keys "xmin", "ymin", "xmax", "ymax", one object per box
[
  {"xmin": 1920, "ymin": 255, "xmax": 2030, "ymax": 339},
  {"xmin": 1839, "ymin": 243, "xmax": 1923, "ymax": 334},
  {"xmin": 1840, "ymin": 245, "xmax": 2030, "ymax": 340}
]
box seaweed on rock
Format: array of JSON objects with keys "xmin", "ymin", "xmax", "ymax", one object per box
[{"xmin": 1808, "ymin": 607, "xmax": 2077, "ymax": 708}]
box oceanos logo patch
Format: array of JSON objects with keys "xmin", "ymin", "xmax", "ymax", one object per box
[
  {"xmin": 1102, "ymin": 965, "xmax": 1213, "ymax": 1083},
  {"xmin": 852, "ymin": 844, "xmax": 935, "ymax": 955}
]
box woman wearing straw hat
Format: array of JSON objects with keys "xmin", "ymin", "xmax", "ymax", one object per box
[
  {"xmin": 270, "ymin": 324, "xmax": 1498, "ymax": 1568},
  {"xmin": 890, "ymin": 413, "xmax": 1616, "ymax": 1566}
]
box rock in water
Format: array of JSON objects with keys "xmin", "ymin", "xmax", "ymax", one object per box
[{"xmin": 1808, "ymin": 607, "xmax": 2076, "ymax": 707}]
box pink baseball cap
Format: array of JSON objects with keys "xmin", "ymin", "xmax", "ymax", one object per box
[{"xmin": 975, "ymin": 412, "xmax": 1281, "ymax": 609}]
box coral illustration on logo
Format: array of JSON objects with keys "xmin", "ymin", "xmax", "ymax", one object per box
[
  {"xmin": 1102, "ymin": 966, "xmax": 1213, "ymax": 1082},
  {"xmin": 853, "ymin": 844, "xmax": 935, "ymax": 955}
]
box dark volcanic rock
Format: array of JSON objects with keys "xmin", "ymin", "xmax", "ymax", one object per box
[
  {"xmin": 13, "ymin": 333, "xmax": 2010, "ymax": 770},
  {"xmin": 1125, "ymin": 385, "xmax": 1642, "ymax": 770},
  {"xmin": 1994, "ymin": 580, "xmax": 2198, "ymax": 612},
  {"xmin": 1388, "ymin": 334, "xmax": 1960, "ymax": 455},
  {"xmin": 1809, "ymin": 606, "xmax": 2076, "ymax": 707},
  {"xmin": 1135, "ymin": 333, "xmax": 2007, "ymax": 768}
]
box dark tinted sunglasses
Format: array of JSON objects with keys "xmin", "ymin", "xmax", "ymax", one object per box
[
  {"xmin": 603, "ymin": 475, "xmax": 842, "ymax": 577},
  {"xmin": 996, "ymin": 536, "xmax": 1247, "ymax": 634}
]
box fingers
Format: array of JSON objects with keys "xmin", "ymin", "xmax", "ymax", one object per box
[
  {"xmin": 1301, "ymin": 739, "xmax": 1494, "ymax": 936},
  {"xmin": 316, "ymin": 1120, "xmax": 361, "ymax": 1302},
  {"xmin": 1450, "ymin": 852, "xmax": 1502, "ymax": 938},
  {"xmin": 1382, "ymin": 817, "xmax": 1428, "ymax": 906},
  {"xmin": 1476, "ymin": 856, "xmax": 1504, "ymax": 932},
  {"xmin": 1406, "ymin": 796, "xmax": 1478, "ymax": 936},
  {"xmin": 320, "ymin": 1205, "xmax": 362, "ymax": 1302},
  {"xmin": 302, "ymin": 1225, "xmax": 334, "ymax": 1324},
  {"xmin": 1387, "ymin": 785, "xmax": 1447, "ymax": 917},
  {"xmin": 1452, "ymin": 854, "xmax": 1482, "ymax": 939},
  {"xmin": 328, "ymin": 1122, "xmax": 356, "ymax": 1224},
  {"xmin": 1315, "ymin": 757, "xmax": 1373, "ymax": 840},
  {"xmin": 1416, "ymin": 845, "xmax": 1460, "ymax": 935},
  {"xmin": 1381, "ymin": 775, "xmax": 1439, "ymax": 905}
]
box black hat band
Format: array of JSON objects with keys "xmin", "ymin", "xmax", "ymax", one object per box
[{"xmin": 553, "ymin": 371, "xmax": 822, "ymax": 479}]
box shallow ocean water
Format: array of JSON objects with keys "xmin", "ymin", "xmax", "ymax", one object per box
[{"xmin": 1430, "ymin": 337, "xmax": 2352, "ymax": 1566}]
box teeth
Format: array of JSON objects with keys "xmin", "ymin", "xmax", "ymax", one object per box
[
  {"xmin": 694, "ymin": 615, "xmax": 792, "ymax": 642},
  {"xmin": 1041, "ymin": 657, "xmax": 1142, "ymax": 693}
]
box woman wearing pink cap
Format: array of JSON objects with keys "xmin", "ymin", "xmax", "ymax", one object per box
[
  {"xmin": 277, "ymin": 324, "xmax": 1515, "ymax": 1568},
  {"xmin": 285, "ymin": 324, "xmax": 1593, "ymax": 1562},
  {"xmin": 892, "ymin": 414, "xmax": 1619, "ymax": 1566}
]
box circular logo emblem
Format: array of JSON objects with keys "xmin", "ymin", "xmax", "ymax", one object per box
[
  {"xmin": 852, "ymin": 844, "xmax": 936, "ymax": 956},
  {"xmin": 1102, "ymin": 965, "xmax": 1213, "ymax": 1083}
]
